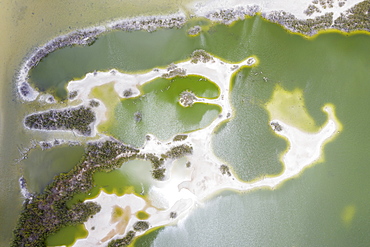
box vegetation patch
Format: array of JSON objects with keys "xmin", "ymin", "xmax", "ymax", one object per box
[
  {"xmin": 170, "ymin": 212, "xmax": 177, "ymax": 219},
  {"xmin": 165, "ymin": 144, "xmax": 193, "ymax": 159},
  {"xmin": 137, "ymin": 144, "xmax": 192, "ymax": 181},
  {"xmin": 68, "ymin": 91, "xmax": 78, "ymax": 100},
  {"xmin": 333, "ymin": 0, "xmax": 370, "ymax": 32},
  {"xmin": 11, "ymin": 140, "xmax": 139, "ymax": 246},
  {"xmin": 187, "ymin": 25, "xmax": 202, "ymax": 36},
  {"xmin": 133, "ymin": 221, "xmax": 150, "ymax": 232},
  {"xmin": 265, "ymin": 0, "xmax": 370, "ymax": 35},
  {"xmin": 24, "ymin": 106, "xmax": 96, "ymax": 136},
  {"xmin": 271, "ymin": 122, "xmax": 283, "ymax": 132},
  {"xmin": 220, "ymin": 164, "xmax": 232, "ymax": 176},
  {"xmin": 107, "ymin": 231, "xmax": 136, "ymax": 247},
  {"xmin": 173, "ymin": 134, "xmax": 188, "ymax": 142},
  {"xmin": 190, "ymin": 49, "xmax": 214, "ymax": 64},
  {"xmin": 179, "ymin": 90, "xmax": 197, "ymax": 107},
  {"xmin": 89, "ymin": 100, "xmax": 100, "ymax": 108},
  {"xmin": 263, "ymin": 11, "xmax": 334, "ymax": 35},
  {"xmin": 162, "ymin": 63, "xmax": 186, "ymax": 78}
]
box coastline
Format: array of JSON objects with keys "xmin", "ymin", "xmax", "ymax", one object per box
[
  {"xmin": 15, "ymin": 0, "xmax": 369, "ymax": 102},
  {"xmin": 72, "ymin": 104, "xmax": 340, "ymax": 246},
  {"xmin": 8, "ymin": 0, "xmax": 368, "ymax": 246},
  {"xmin": 64, "ymin": 55, "xmax": 342, "ymax": 246}
]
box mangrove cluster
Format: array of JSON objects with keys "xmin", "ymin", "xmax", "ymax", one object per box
[
  {"xmin": 11, "ymin": 140, "xmax": 139, "ymax": 246},
  {"xmin": 187, "ymin": 25, "xmax": 202, "ymax": 36},
  {"xmin": 333, "ymin": 0, "xmax": 370, "ymax": 32},
  {"xmin": 173, "ymin": 134, "xmax": 188, "ymax": 142},
  {"xmin": 220, "ymin": 164, "xmax": 232, "ymax": 176},
  {"xmin": 107, "ymin": 231, "xmax": 136, "ymax": 247},
  {"xmin": 179, "ymin": 90, "xmax": 197, "ymax": 107},
  {"xmin": 24, "ymin": 106, "xmax": 96, "ymax": 136},
  {"xmin": 19, "ymin": 82, "xmax": 35, "ymax": 98},
  {"xmin": 271, "ymin": 122, "xmax": 283, "ymax": 132},
  {"xmin": 190, "ymin": 49, "xmax": 214, "ymax": 64},
  {"xmin": 138, "ymin": 144, "xmax": 193, "ymax": 180},
  {"xmin": 164, "ymin": 144, "xmax": 193, "ymax": 160},
  {"xmin": 264, "ymin": 0, "xmax": 369, "ymax": 35},
  {"xmin": 26, "ymin": 29, "xmax": 103, "ymax": 70},
  {"xmin": 162, "ymin": 64, "xmax": 187, "ymax": 78},
  {"xmin": 132, "ymin": 221, "xmax": 150, "ymax": 232},
  {"xmin": 206, "ymin": 5, "xmax": 260, "ymax": 24},
  {"xmin": 264, "ymin": 11, "xmax": 334, "ymax": 35},
  {"xmin": 111, "ymin": 16, "xmax": 186, "ymax": 32},
  {"xmin": 137, "ymin": 153, "xmax": 166, "ymax": 180}
]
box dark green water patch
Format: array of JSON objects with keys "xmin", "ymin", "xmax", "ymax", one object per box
[
  {"xmin": 212, "ymin": 15, "xmax": 370, "ymax": 182},
  {"xmin": 102, "ymin": 75, "xmax": 221, "ymax": 147},
  {"xmin": 151, "ymin": 140, "xmax": 370, "ymax": 246},
  {"xmin": 46, "ymin": 224, "xmax": 88, "ymax": 247},
  {"xmin": 27, "ymin": 16, "xmax": 263, "ymax": 100},
  {"xmin": 28, "ymin": 25, "xmax": 204, "ymax": 99},
  {"xmin": 132, "ymin": 227, "xmax": 165, "ymax": 247},
  {"xmin": 213, "ymin": 68, "xmax": 286, "ymax": 181},
  {"xmin": 22, "ymin": 145, "xmax": 84, "ymax": 193}
]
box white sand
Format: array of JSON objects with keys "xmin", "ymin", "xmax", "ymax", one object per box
[{"xmin": 69, "ymin": 54, "xmax": 341, "ymax": 246}]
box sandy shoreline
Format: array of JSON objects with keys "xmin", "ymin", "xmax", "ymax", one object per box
[
  {"xmin": 15, "ymin": 0, "xmax": 367, "ymax": 102},
  {"xmin": 64, "ymin": 54, "xmax": 257, "ymax": 139},
  {"xmin": 73, "ymin": 105, "xmax": 340, "ymax": 246},
  {"xmin": 11, "ymin": 1, "xmax": 361, "ymax": 245},
  {"xmin": 67, "ymin": 53, "xmax": 341, "ymax": 246}
]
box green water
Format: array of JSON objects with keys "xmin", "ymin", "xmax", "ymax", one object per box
[
  {"xmin": 22, "ymin": 145, "xmax": 85, "ymax": 193},
  {"xmin": 103, "ymin": 75, "xmax": 221, "ymax": 147},
  {"xmin": 46, "ymin": 224, "xmax": 88, "ymax": 247},
  {"xmin": 151, "ymin": 16, "xmax": 370, "ymax": 246},
  {"xmin": 213, "ymin": 17, "xmax": 370, "ymax": 181},
  {"xmin": 152, "ymin": 150, "xmax": 370, "ymax": 246},
  {"xmin": 133, "ymin": 227, "xmax": 164, "ymax": 247},
  {"xmin": 23, "ymin": 15, "xmax": 370, "ymax": 247},
  {"xmin": 213, "ymin": 68, "xmax": 286, "ymax": 181},
  {"xmin": 28, "ymin": 17, "xmax": 258, "ymax": 100},
  {"xmin": 29, "ymin": 23, "xmax": 206, "ymax": 99}
]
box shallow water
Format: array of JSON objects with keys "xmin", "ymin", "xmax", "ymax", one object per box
[
  {"xmin": 22, "ymin": 145, "xmax": 85, "ymax": 193},
  {"xmin": 6, "ymin": 11, "xmax": 370, "ymax": 247},
  {"xmin": 0, "ymin": 0, "xmax": 194, "ymax": 244},
  {"xmin": 103, "ymin": 75, "xmax": 221, "ymax": 147},
  {"xmin": 151, "ymin": 17, "xmax": 370, "ymax": 247},
  {"xmin": 152, "ymin": 152, "xmax": 370, "ymax": 246}
]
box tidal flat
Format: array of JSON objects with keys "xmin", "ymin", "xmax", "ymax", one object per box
[{"xmin": 2, "ymin": 0, "xmax": 370, "ymax": 246}]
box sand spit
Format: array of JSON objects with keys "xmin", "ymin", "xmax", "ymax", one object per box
[
  {"xmin": 72, "ymin": 104, "xmax": 340, "ymax": 246},
  {"xmin": 66, "ymin": 52, "xmax": 341, "ymax": 246},
  {"xmin": 65, "ymin": 54, "xmax": 257, "ymax": 139}
]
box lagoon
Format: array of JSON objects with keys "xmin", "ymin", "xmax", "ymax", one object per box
[{"xmin": 5, "ymin": 7, "xmax": 370, "ymax": 247}]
